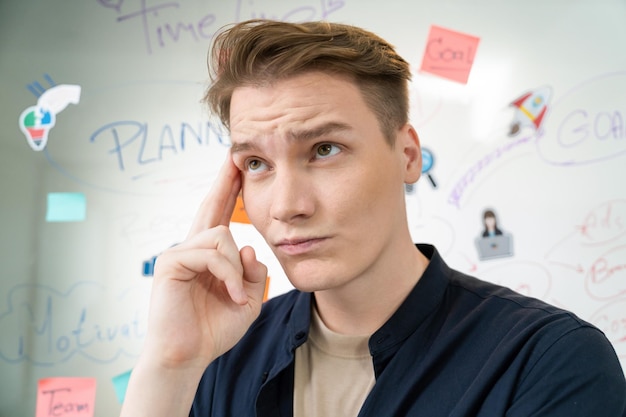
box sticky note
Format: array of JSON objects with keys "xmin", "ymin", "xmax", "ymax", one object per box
[
  {"xmin": 420, "ymin": 25, "xmax": 480, "ymax": 84},
  {"xmin": 112, "ymin": 369, "xmax": 132, "ymax": 404},
  {"xmin": 46, "ymin": 192, "xmax": 86, "ymax": 222},
  {"xmin": 230, "ymin": 195, "xmax": 251, "ymax": 224},
  {"xmin": 263, "ymin": 276, "xmax": 271, "ymax": 302},
  {"xmin": 36, "ymin": 377, "xmax": 96, "ymax": 417}
]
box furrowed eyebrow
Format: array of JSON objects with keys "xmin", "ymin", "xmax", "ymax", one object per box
[
  {"xmin": 230, "ymin": 122, "xmax": 352, "ymax": 155},
  {"xmin": 230, "ymin": 141, "xmax": 258, "ymax": 155},
  {"xmin": 287, "ymin": 122, "xmax": 352, "ymax": 141}
]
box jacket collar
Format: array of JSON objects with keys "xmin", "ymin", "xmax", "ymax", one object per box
[
  {"xmin": 369, "ymin": 244, "xmax": 449, "ymax": 355},
  {"xmin": 284, "ymin": 244, "xmax": 449, "ymax": 360}
]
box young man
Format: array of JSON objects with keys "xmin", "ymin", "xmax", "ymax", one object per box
[{"xmin": 121, "ymin": 20, "xmax": 626, "ymax": 416}]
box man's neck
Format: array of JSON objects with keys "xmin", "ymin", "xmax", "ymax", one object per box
[{"xmin": 312, "ymin": 244, "xmax": 429, "ymax": 336}]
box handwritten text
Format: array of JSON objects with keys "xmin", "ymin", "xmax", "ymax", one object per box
[{"xmin": 89, "ymin": 120, "xmax": 229, "ymax": 174}]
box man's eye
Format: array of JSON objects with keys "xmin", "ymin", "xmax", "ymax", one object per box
[
  {"xmin": 316, "ymin": 143, "xmax": 340, "ymax": 158},
  {"xmin": 246, "ymin": 159, "xmax": 267, "ymax": 172}
]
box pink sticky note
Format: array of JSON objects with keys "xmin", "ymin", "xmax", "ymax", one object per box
[
  {"xmin": 420, "ymin": 25, "xmax": 480, "ymax": 84},
  {"xmin": 36, "ymin": 378, "xmax": 97, "ymax": 417}
]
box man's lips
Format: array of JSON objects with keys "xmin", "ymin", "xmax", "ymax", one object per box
[{"xmin": 273, "ymin": 237, "xmax": 328, "ymax": 255}]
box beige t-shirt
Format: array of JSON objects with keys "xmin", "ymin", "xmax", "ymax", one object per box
[{"xmin": 293, "ymin": 307, "xmax": 376, "ymax": 417}]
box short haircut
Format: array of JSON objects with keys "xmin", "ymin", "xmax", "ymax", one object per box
[{"xmin": 204, "ymin": 19, "xmax": 412, "ymax": 146}]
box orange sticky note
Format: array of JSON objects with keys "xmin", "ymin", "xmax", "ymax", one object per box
[
  {"xmin": 36, "ymin": 377, "xmax": 96, "ymax": 417},
  {"xmin": 263, "ymin": 276, "xmax": 271, "ymax": 302},
  {"xmin": 230, "ymin": 195, "xmax": 251, "ymax": 224},
  {"xmin": 420, "ymin": 25, "xmax": 480, "ymax": 84}
]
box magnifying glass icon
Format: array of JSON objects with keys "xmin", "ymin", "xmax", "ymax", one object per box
[{"xmin": 421, "ymin": 148, "xmax": 437, "ymax": 188}]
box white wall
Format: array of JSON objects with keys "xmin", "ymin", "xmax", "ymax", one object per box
[{"xmin": 1, "ymin": 0, "xmax": 625, "ymax": 415}]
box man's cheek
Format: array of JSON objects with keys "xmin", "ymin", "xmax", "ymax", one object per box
[{"xmin": 241, "ymin": 192, "xmax": 267, "ymax": 229}]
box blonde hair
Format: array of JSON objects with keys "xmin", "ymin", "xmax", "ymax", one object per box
[{"xmin": 204, "ymin": 19, "xmax": 411, "ymax": 145}]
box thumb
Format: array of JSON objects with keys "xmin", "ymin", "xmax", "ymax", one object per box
[{"xmin": 240, "ymin": 246, "xmax": 268, "ymax": 302}]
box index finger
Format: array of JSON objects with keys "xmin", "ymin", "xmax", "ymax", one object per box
[{"xmin": 187, "ymin": 154, "xmax": 241, "ymax": 238}]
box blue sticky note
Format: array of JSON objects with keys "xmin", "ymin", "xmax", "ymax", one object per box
[
  {"xmin": 112, "ymin": 369, "xmax": 132, "ymax": 404},
  {"xmin": 46, "ymin": 192, "xmax": 86, "ymax": 222}
]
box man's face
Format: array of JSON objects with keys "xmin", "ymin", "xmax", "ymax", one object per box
[{"xmin": 229, "ymin": 71, "xmax": 419, "ymax": 293}]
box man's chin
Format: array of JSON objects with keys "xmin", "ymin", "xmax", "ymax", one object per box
[{"xmin": 281, "ymin": 265, "xmax": 335, "ymax": 293}]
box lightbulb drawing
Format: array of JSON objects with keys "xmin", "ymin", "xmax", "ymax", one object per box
[
  {"xmin": 508, "ymin": 86, "xmax": 551, "ymax": 136},
  {"xmin": 19, "ymin": 84, "xmax": 81, "ymax": 151}
]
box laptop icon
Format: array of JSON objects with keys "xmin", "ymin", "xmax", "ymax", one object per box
[{"xmin": 475, "ymin": 234, "xmax": 513, "ymax": 261}]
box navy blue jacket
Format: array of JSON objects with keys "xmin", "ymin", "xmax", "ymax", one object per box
[{"xmin": 190, "ymin": 245, "xmax": 626, "ymax": 416}]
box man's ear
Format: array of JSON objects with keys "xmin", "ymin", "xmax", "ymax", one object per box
[{"xmin": 398, "ymin": 124, "xmax": 422, "ymax": 184}]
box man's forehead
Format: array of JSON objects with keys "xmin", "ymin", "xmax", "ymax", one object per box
[
  {"xmin": 228, "ymin": 72, "xmax": 369, "ymax": 153},
  {"xmin": 230, "ymin": 121, "xmax": 352, "ymax": 155}
]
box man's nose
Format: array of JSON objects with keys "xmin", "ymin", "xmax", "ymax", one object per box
[{"xmin": 269, "ymin": 168, "xmax": 315, "ymax": 223}]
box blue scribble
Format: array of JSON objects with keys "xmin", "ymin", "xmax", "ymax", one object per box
[{"xmin": 0, "ymin": 282, "xmax": 148, "ymax": 366}]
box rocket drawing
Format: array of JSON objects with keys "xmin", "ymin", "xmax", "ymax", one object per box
[{"xmin": 508, "ymin": 86, "xmax": 551, "ymax": 136}]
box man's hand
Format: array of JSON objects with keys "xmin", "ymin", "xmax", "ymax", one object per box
[{"xmin": 120, "ymin": 155, "xmax": 267, "ymax": 417}]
